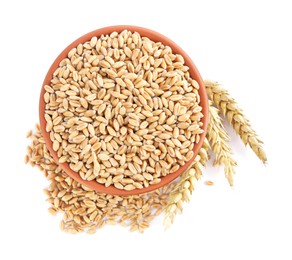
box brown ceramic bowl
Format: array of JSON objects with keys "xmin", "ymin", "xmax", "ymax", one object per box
[{"xmin": 39, "ymin": 25, "xmax": 208, "ymax": 196}]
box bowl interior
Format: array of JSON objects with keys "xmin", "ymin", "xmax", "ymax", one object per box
[{"xmin": 39, "ymin": 25, "xmax": 208, "ymax": 195}]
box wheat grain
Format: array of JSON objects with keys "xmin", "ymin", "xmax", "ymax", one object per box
[
  {"xmin": 205, "ymin": 80, "xmax": 267, "ymax": 164},
  {"xmin": 207, "ymin": 102, "xmax": 237, "ymax": 186},
  {"xmin": 204, "ymin": 180, "xmax": 214, "ymax": 186}
]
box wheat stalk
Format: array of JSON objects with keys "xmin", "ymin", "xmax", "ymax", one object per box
[
  {"xmin": 164, "ymin": 139, "xmax": 210, "ymax": 228},
  {"xmin": 205, "ymin": 80, "xmax": 267, "ymax": 164},
  {"xmin": 207, "ymin": 102, "xmax": 237, "ymax": 186}
]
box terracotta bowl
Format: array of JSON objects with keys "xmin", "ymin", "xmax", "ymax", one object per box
[{"xmin": 39, "ymin": 25, "xmax": 208, "ymax": 195}]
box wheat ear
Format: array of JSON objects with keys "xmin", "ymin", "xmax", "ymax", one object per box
[
  {"xmin": 207, "ymin": 102, "xmax": 237, "ymax": 186},
  {"xmin": 164, "ymin": 139, "xmax": 210, "ymax": 228},
  {"xmin": 204, "ymin": 80, "xmax": 267, "ymax": 164}
]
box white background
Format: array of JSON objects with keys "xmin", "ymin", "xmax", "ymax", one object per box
[{"xmin": 0, "ymin": 0, "xmax": 291, "ymax": 259}]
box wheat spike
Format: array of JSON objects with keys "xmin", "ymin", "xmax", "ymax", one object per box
[
  {"xmin": 164, "ymin": 139, "xmax": 210, "ymax": 229},
  {"xmin": 207, "ymin": 102, "xmax": 237, "ymax": 186},
  {"xmin": 205, "ymin": 80, "xmax": 267, "ymax": 164}
]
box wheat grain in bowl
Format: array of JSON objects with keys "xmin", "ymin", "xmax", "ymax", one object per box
[{"xmin": 43, "ymin": 30, "xmax": 204, "ymax": 191}]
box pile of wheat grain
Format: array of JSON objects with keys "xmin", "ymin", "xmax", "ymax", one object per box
[
  {"xmin": 44, "ymin": 30, "xmax": 204, "ymax": 191},
  {"xmin": 26, "ymin": 125, "xmax": 174, "ymax": 233}
]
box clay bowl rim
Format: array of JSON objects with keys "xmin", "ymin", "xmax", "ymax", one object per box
[{"xmin": 39, "ymin": 25, "xmax": 208, "ymax": 196}]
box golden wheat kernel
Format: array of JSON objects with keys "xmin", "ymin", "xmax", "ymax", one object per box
[
  {"xmin": 204, "ymin": 180, "xmax": 214, "ymax": 186},
  {"xmin": 114, "ymin": 182, "xmax": 124, "ymax": 189},
  {"xmin": 98, "ymin": 154, "xmax": 110, "ymax": 161}
]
